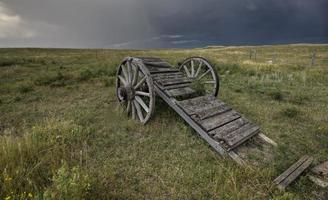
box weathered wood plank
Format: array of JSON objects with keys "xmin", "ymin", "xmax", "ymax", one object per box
[
  {"xmin": 152, "ymin": 72, "xmax": 185, "ymax": 80},
  {"xmin": 258, "ymin": 133, "xmax": 278, "ymax": 146},
  {"xmin": 274, "ymin": 156, "xmax": 309, "ymax": 185},
  {"xmin": 144, "ymin": 61, "xmax": 173, "ymax": 68},
  {"xmin": 162, "ymin": 83, "xmax": 192, "ymax": 90},
  {"xmin": 274, "ymin": 155, "xmax": 313, "ymax": 190},
  {"xmin": 222, "ymin": 123, "xmax": 260, "ymax": 150},
  {"xmin": 149, "ymin": 67, "xmax": 180, "ymax": 74},
  {"xmin": 199, "ymin": 110, "xmax": 241, "ymax": 132},
  {"xmin": 177, "ymin": 96, "xmax": 223, "ymax": 115},
  {"xmin": 158, "ymin": 78, "xmax": 192, "ymax": 86},
  {"xmin": 210, "ymin": 118, "xmax": 249, "ymax": 137},
  {"xmin": 154, "ymin": 85, "xmax": 245, "ymax": 165},
  {"xmin": 166, "ymin": 87, "xmax": 196, "ymax": 98},
  {"xmin": 191, "ymin": 104, "xmax": 231, "ymax": 121}
]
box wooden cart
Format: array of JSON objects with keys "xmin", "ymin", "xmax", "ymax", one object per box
[{"xmin": 116, "ymin": 56, "xmax": 276, "ymax": 165}]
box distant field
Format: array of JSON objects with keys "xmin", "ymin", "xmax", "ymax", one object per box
[{"xmin": 0, "ymin": 44, "xmax": 327, "ymax": 199}]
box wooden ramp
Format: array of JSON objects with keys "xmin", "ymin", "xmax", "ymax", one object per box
[{"xmin": 138, "ymin": 57, "xmax": 276, "ymax": 164}]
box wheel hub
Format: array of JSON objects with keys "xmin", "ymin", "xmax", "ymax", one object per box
[{"xmin": 118, "ymin": 86, "xmax": 135, "ymax": 101}]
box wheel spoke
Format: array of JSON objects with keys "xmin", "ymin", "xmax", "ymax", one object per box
[
  {"xmin": 121, "ymin": 65, "xmax": 128, "ymax": 80},
  {"xmin": 134, "ymin": 100, "xmax": 144, "ymax": 122},
  {"xmin": 194, "ymin": 61, "xmax": 203, "ymax": 77},
  {"xmin": 118, "ymin": 75, "xmax": 127, "ymax": 86},
  {"xmin": 204, "ymin": 80, "xmax": 215, "ymax": 84},
  {"xmin": 127, "ymin": 61, "xmax": 132, "ymax": 84},
  {"xmin": 191, "ymin": 60, "xmax": 195, "ymax": 77},
  {"xmin": 136, "ymin": 91, "xmax": 150, "ymax": 97},
  {"xmin": 126, "ymin": 100, "xmax": 131, "ymax": 113},
  {"xmin": 183, "ymin": 65, "xmax": 191, "ymax": 77},
  {"xmin": 135, "ymin": 96, "xmax": 149, "ymax": 113},
  {"xmin": 132, "ymin": 66, "xmax": 139, "ymax": 85},
  {"xmin": 197, "ymin": 69, "xmax": 211, "ymax": 80},
  {"xmin": 134, "ymin": 76, "xmax": 146, "ymax": 89}
]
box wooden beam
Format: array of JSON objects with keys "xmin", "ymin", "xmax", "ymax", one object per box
[{"xmin": 274, "ymin": 155, "xmax": 313, "ymax": 190}]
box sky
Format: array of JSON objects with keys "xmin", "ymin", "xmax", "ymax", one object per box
[{"xmin": 0, "ymin": 0, "xmax": 327, "ymax": 48}]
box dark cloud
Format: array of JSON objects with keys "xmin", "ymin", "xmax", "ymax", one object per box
[{"xmin": 0, "ymin": 0, "xmax": 327, "ymax": 48}]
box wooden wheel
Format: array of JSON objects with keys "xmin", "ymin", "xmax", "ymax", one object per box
[
  {"xmin": 116, "ymin": 57, "xmax": 155, "ymax": 124},
  {"xmin": 179, "ymin": 57, "xmax": 219, "ymax": 97}
]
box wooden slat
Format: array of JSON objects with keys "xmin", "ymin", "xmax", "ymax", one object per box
[
  {"xmin": 166, "ymin": 87, "xmax": 196, "ymax": 98},
  {"xmin": 177, "ymin": 96, "xmax": 223, "ymax": 115},
  {"xmin": 158, "ymin": 78, "xmax": 192, "ymax": 86},
  {"xmin": 199, "ymin": 110, "xmax": 241, "ymax": 132},
  {"xmin": 152, "ymin": 72, "xmax": 185, "ymax": 80},
  {"xmin": 222, "ymin": 123, "xmax": 260, "ymax": 149},
  {"xmin": 149, "ymin": 68, "xmax": 180, "ymax": 74},
  {"xmin": 144, "ymin": 61, "xmax": 173, "ymax": 68},
  {"xmin": 162, "ymin": 83, "xmax": 192, "ymax": 90},
  {"xmin": 210, "ymin": 118, "xmax": 249, "ymax": 137},
  {"xmin": 154, "ymin": 84, "xmax": 246, "ymax": 165},
  {"xmin": 191, "ymin": 104, "xmax": 231, "ymax": 121},
  {"xmin": 274, "ymin": 155, "xmax": 313, "ymax": 190}
]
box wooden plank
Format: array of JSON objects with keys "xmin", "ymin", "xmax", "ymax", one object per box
[
  {"xmin": 274, "ymin": 156, "xmax": 309, "ymax": 184},
  {"xmin": 210, "ymin": 118, "xmax": 248, "ymax": 137},
  {"xmin": 162, "ymin": 83, "xmax": 192, "ymax": 90},
  {"xmin": 258, "ymin": 133, "xmax": 278, "ymax": 147},
  {"xmin": 149, "ymin": 68, "xmax": 180, "ymax": 74},
  {"xmin": 166, "ymin": 87, "xmax": 196, "ymax": 98},
  {"xmin": 222, "ymin": 123, "xmax": 260, "ymax": 150},
  {"xmin": 274, "ymin": 155, "xmax": 313, "ymax": 190},
  {"xmin": 178, "ymin": 95, "xmax": 217, "ymax": 108},
  {"xmin": 152, "ymin": 72, "xmax": 185, "ymax": 80},
  {"xmin": 191, "ymin": 104, "xmax": 231, "ymax": 121},
  {"xmin": 199, "ymin": 110, "xmax": 241, "ymax": 132},
  {"xmin": 154, "ymin": 85, "xmax": 245, "ymax": 165},
  {"xmin": 158, "ymin": 78, "xmax": 192, "ymax": 86},
  {"xmin": 177, "ymin": 96, "xmax": 223, "ymax": 115},
  {"xmin": 144, "ymin": 61, "xmax": 173, "ymax": 68}
]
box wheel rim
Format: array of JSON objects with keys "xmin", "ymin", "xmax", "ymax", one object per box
[
  {"xmin": 179, "ymin": 57, "xmax": 219, "ymax": 97},
  {"xmin": 116, "ymin": 57, "xmax": 155, "ymax": 124}
]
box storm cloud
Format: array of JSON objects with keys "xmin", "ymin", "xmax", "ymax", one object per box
[{"xmin": 0, "ymin": 0, "xmax": 327, "ymax": 48}]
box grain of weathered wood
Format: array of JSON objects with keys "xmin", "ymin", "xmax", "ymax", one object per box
[
  {"xmin": 159, "ymin": 83, "xmax": 192, "ymax": 90},
  {"xmin": 144, "ymin": 61, "xmax": 173, "ymax": 68},
  {"xmin": 191, "ymin": 104, "xmax": 231, "ymax": 121},
  {"xmin": 274, "ymin": 155, "xmax": 313, "ymax": 190},
  {"xmin": 158, "ymin": 78, "xmax": 192, "ymax": 86},
  {"xmin": 210, "ymin": 118, "xmax": 249, "ymax": 137},
  {"xmin": 199, "ymin": 110, "xmax": 241, "ymax": 131},
  {"xmin": 166, "ymin": 87, "xmax": 196, "ymax": 97},
  {"xmin": 258, "ymin": 133, "xmax": 278, "ymax": 146},
  {"xmin": 177, "ymin": 96, "xmax": 223, "ymax": 115},
  {"xmin": 222, "ymin": 123, "xmax": 260, "ymax": 150},
  {"xmin": 274, "ymin": 156, "xmax": 309, "ymax": 184},
  {"xmin": 148, "ymin": 66, "xmax": 180, "ymax": 74},
  {"xmin": 152, "ymin": 72, "xmax": 185, "ymax": 80},
  {"xmin": 278, "ymin": 157, "xmax": 313, "ymax": 190},
  {"xmin": 178, "ymin": 95, "xmax": 217, "ymax": 107},
  {"xmin": 154, "ymin": 85, "xmax": 245, "ymax": 165}
]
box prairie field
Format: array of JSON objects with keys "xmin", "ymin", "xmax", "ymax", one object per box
[{"xmin": 0, "ymin": 44, "xmax": 328, "ymax": 199}]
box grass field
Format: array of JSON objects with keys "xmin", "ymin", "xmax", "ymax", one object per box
[{"xmin": 0, "ymin": 44, "xmax": 327, "ymax": 199}]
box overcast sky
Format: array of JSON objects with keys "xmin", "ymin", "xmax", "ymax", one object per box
[{"xmin": 0, "ymin": 0, "xmax": 327, "ymax": 48}]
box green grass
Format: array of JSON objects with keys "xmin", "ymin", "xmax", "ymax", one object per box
[{"xmin": 0, "ymin": 45, "xmax": 328, "ymax": 199}]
